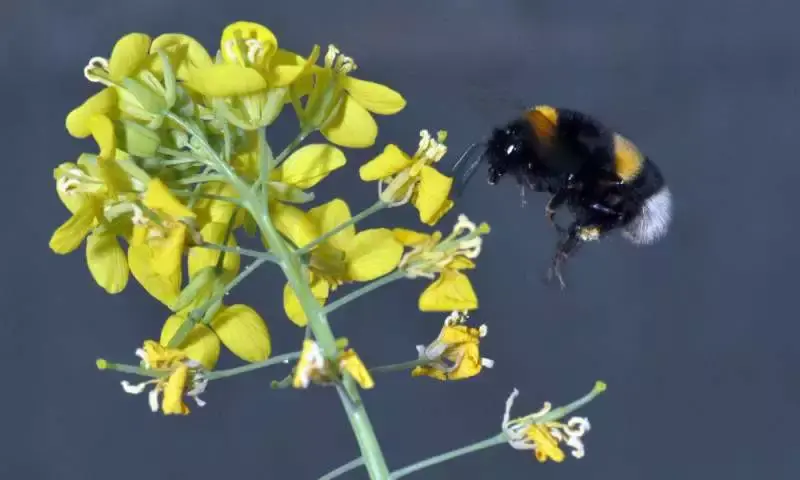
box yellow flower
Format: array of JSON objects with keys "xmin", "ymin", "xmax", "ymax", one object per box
[
  {"xmin": 411, "ymin": 311, "xmax": 493, "ymax": 381},
  {"xmin": 360, "ymin": 130, "xmax": 453, "ymax": 226},
  {"xmin": 161, "ymin": 303, "xmax": 271, "ymax": 365},
  {"xmin": 50, "ymin": 160, "xmax": 131, "ymax": 294},
  {"xmin": 283, "ymin": 199, "xmax": 403, "ymax": 326},
  {"xmin": 501, "ymin": 385, "xmax": 605, "ymax": 463},
  {"xmin": 304, "ymin": 45, "xmax": 406, "ymax": 148},
  {"xmin": 120, "ymin": 340, "xmax": 210, "ymax": 416},
  {"xmin": 148, "ymin": 33, "xmax": 214, "ymax": 82},
  {"xmin": 229, "ymin": 133, "xmax": 347, "ymax": 250},
  {"xmin": 183, "ymin": 21, "xmax": 318, "ymax": 128},
  {"xmin": 267, "ymin": 143, "xmax": 348, "ymax": 248},
  {"xmin": 292, "ymin": 340, "xmax": 374, "ymax": 389},
  {"xmin": 127, "ymin": 179, "xmax": 195, "ymax": 307},
  {"xmin": 394, "ymin": 215, "xmax": 489, "ymax": 312},
  {"xmin": 78, "ymin": 33, "xmax": 169, "ymax": 124}
]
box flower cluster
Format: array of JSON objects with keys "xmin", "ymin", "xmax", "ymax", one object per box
[{"xmin": 57, "ymin": 19, "xmax": 606, "ymax": 479}]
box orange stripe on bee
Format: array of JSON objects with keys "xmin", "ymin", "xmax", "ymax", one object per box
[
  {"xmin": 525, "ymin": 105, "xmax": 559, "ymax": 143},
  {"xmin": 613, "ymin": 133, "xmax": 644, "ymax": 182}
]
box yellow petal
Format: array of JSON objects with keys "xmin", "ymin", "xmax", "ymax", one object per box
[
  {"xmin": 143, "ymin": 178, "xmax": 196, "ymax": 220},
  {"xmin": 277, "ymin": 144, "xmax": 347, "ymax": 189},
  {"xmin": 412, "ymin": 166, "xmax": 455, "ymax": 226},
  {"xmin": 282, "ymin": 278, "xmax": 329, "ymax": 327},
  {"xmin": 411, "ymin": 365, "xmax": 448, "ymax": 381},
  {"xmin": 307, "ymin": 198, "xmax": 355, "ymax": 251},
  {"xmin": 339, "ymin": 350, "xmax": 375, "ymax": 389},
  {"xmin": 65, "ymin": 88, "xmax": 117, "ymax": 138},
  {"xmin": 49, "ymin": 201, "xmax": 98, "ymax": 254},
  {"xmin": 108, "ymin": 33, "xmax": 152, "ymax": 82},
  {"xmin": 321, "ymin": 96, "xmax": 377, "ymax": 148},
  {"xmin": 211, "ymin": 304, "xmax": 271, "ymax": 362},
  {"xmin": 269, "ymin": 45, "xmax": 320, "ymax": 87},
  {"xmin": 271, "ymin": 203, "xmax": 319, "ymax": 248},
  {"xmin": 160, "ymin": 314, "xmax": 221, "ymax": 370},
  {"xmin": 88, "ymin": 114, "xmax": 116, "ymax": 160},
  {"xmin": 345, "ymin": 229, "xmax": 403, "ymax": 282},
  {"xmin": 439, "ymin": 324, "xmax": 482, "ymax": 345},
  {"xmin": 85, "ymin": 230, "xmax": 128, "ymax": 294},
  {"xmin": 151, "ymin": 225, "xmax": 187, "ymax": 277},
  {"xmin": 448, "ymin": 255, "xmax": 475, "ymax": 271},
  {"xmin": 342, "ymin": 76, "xmax": 406, "ymax": 115},
  {"xmin": 392, "ymin": 228, "xmax": 432, "ymax": 247},
  {"xmin": 528, "ymin": 426, "xmax": 566, "ymax": 463},
  {"xmin": 183, "ymin": 64, "xmax": 268, "ymax": 97},
  {"xmin": 419, "ymin": 270, "xmax": 478, "ymax": 312},
  {"xmin": 150, "ymin": 33, "xmax": 213, "ymax": 79},
  {"xmin": 446, "ymin": 343, "xmax": 483, "ymax": 380},
  {"xmin": 220, "ymin": 21, "xmax": 278, "ymax": 67},
  {"xmin": 194, "ymin": 182, "xmax": 239, "ymax": 226},
  {"xmin": 128, "ymin": 243, "xmax": 180, "ymax": 308},
  {"xmin": 162, "ymin": 365, "xmax": 191, "ymax": 415},
  {"xmin": 188, "ymin": 222, "xmax": 240, "ymax": 280},
  {"xmin": 359, "ymin": 144, "xmax": 413, "ymax": 181}
]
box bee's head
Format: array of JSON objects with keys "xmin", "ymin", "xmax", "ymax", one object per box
[{"xmin": 486, "ymin": 121, "xmax": 532, "ymax": 185}]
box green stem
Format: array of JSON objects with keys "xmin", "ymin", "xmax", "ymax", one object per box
[
  {"xmin": 274, "ymin": 130, "xmax": 310, "ymax": 167},
  {"xmin": 166, "ymin": 256, "xmax": 268, "ymax": 348},
  {"xmin": 176, "ymin": 173, "xmax": 226, "ymax": 185},
  {"xmin": 369, "ymin": 358, "xmax": 429, "ymax": 375},
  {"xmin": 534, "ymin": 381, "xmax": 607, "ymax": 424},
  {"xmin": 96, "ymin": 360, "xmax": 167, "ymax": 378},
  {"xmin": 389, "ymin": 433, "xmax": 506, "ymax": 479},
  {"xmin": 319, "ymin": 457, "xmax": 364, "ymax": 480},
  {"xmin": 296, "ymin": 200, "xmax": 387, "ymax": 256},
  {"xmin": 170, "ymin": 190, "xmax": 244, "ymax": 207},
  {"xmin": 198, "ymin": 242, "xmax": 279, "ymax": 262},
  {"xmin": 324, "ymin": 270, "xmax": 406, "ymax": 314},
  {"xmin": 167, "ymin": 111, "xmax": 390, "ymax": 480},
  {"xmin": 336, "ymin": 382, "xmax": 390, "ymax": 479},
  {"xmin": 206, "ymin": 351, "xmax": 301, "ymax": 380}
]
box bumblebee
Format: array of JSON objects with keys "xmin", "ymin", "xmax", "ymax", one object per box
[{"xmin": 452, "ymin": 106, "xmax": 673, "ymax": 288}]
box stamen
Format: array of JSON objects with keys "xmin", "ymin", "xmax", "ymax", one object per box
[
  {"xmin": 478, "ymin": 324, "xmax": 488, "ymax": 337},
  {"xmin": 83, "ymin": 56, "xmax": 110, "ymax": 83},
  {"xmin": 148, "ymin": 387, "xmax": 160, "ymax": 412},
  {"xmin": 130, "ymin": 205, "xmax": 148, "ymax": 226},
  {"xmin": 244, "ymin": 38, "xmax": 264, "ymax": 64}
]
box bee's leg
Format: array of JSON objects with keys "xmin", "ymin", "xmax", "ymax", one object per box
[
  {"xmin": 546, "ymin": 223, "xmax": 584, "ymax": 290},
  {"xmin": 545, "ymin": 189, "xmax": 569, "ymax": 232}
]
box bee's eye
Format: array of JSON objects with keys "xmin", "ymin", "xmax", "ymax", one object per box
[{"xmin": 505, "ymin": 144, "xmax": 516, "ymax": 155}]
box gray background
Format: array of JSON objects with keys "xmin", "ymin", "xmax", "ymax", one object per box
[{"xmin": 3, "ymin": 0, "xmax": 799, "ymax": 478}]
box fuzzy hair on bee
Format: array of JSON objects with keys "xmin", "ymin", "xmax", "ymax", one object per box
[{"xmin": 451, "ymin": 105, "xmax": 672, "ymax": 288}]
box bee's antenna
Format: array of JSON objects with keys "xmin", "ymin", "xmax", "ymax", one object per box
[{"xmin": 451, "ymin": 142, "xmax": 486, "ymax": 198}]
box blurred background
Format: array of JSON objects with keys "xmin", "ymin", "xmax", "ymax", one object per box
[{"xmin": 2, "ymin": 0, "xmax": 799, "ymax": 478}]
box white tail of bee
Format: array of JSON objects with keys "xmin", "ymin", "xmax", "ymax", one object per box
[{"xmin": 622, "ymin": 186, "xmax": 673, "ymax": 245}]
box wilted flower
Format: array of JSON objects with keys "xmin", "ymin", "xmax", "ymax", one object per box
[
  {"xmin": 501, "ymin": 382, "xmax": 606, "ymax": 463},
  {"xmin": 412, "ymin": 310, "xmax": 494, "ymax": 381},
  {"xmin": 118, "ymin": 340, "xmax": 210, "ymax": 416},
  {"xmin": 292, "ymin": 339, "xmax": 374, "ymax": 390}
]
